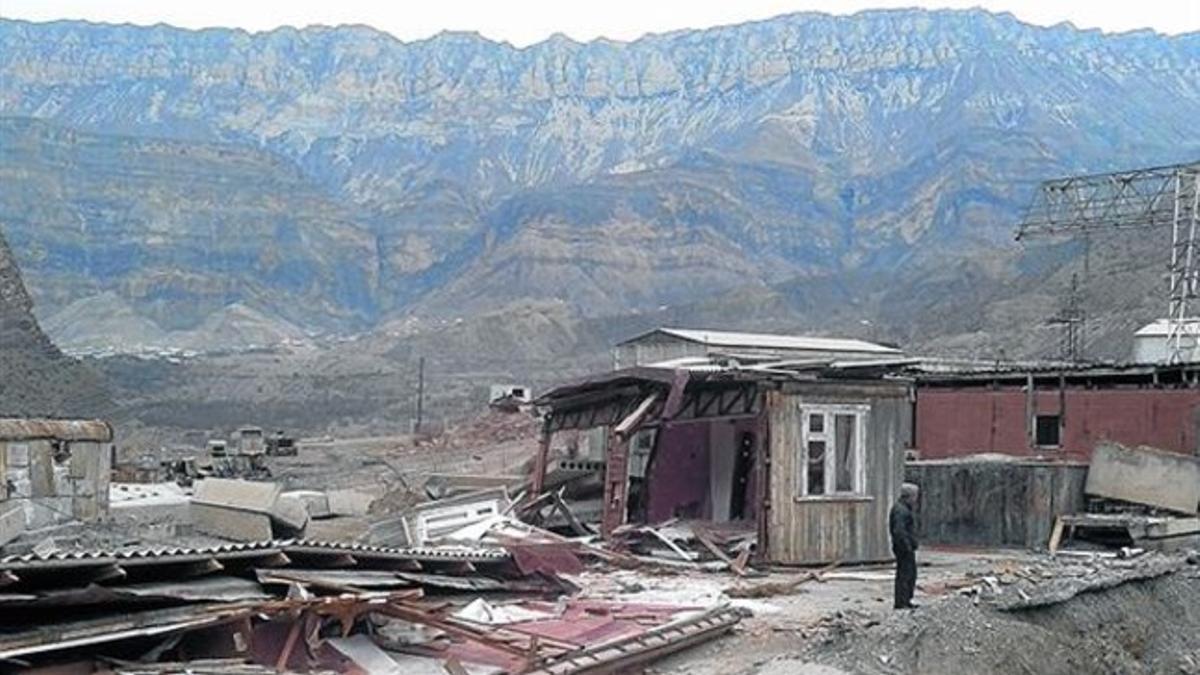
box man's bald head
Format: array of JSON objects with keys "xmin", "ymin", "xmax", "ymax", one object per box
[{"xmin": 900, "ymin": 482, "xmax": 920, "ymax": 505}]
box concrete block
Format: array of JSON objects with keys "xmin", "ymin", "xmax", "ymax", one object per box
[
  {"xmin": 69, "ymin": 443, "xmax": 101, "ymax": 479},
  {"xmin": 72, "ymin": 477, "xmax": 96, "ymax": 498},
  {"xmin": 193, "ymin": 478, "xmax": 281, "ymax": 512},
  {"xmin": 283, "ymin": 490, "xmax": 331, "ymax": 519},
  {"xmin": 190, "ymin": 502, "xmax": 274, "ymax": 541},
  {"xmin": 24, "ymin": 497, "xmax": 71, "ymax": 529},
  {"xmin": 270, "ymin": 494, "xmax": 309, "ymax": 535},
  {"xmin": 0, "ymin": 502, "xmax": 24, "ymax": 547},
  {"xmin": 29, "ymin": 442, "xmax": 54, "ymax": 498},
  {"xmin": 327, "ymin": 489, "xmax": 375, "ymax": 517},
  {"xmin": 72, "ymin": 495, "xmax": 100, "ymax": 521},
  {"xmin": 7, "ymin": 442, "xmax": 29, "ymax": 468},
  {"xmin": 53, "ymin": 467, "xmax": 72, "ymax": 497},
  {"xmin": 1087, "ymin": 442, "xmax": 1200, "ymax": 515},
  {"xmin": 8, "ymin": 470, "xmax": 31, "ymax": 498}
]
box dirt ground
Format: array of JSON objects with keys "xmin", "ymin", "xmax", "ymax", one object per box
[{"xmin": 563, "ymin": 547, "xmax": 1040, "ymax": 675}]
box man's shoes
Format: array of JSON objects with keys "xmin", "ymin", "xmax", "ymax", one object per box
[{"xmin": 893, "ymin": 602, "xmax": 919, "ymax": 610}]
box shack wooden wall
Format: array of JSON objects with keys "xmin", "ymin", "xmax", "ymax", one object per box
[
  {"xmin": 766, "ymin": 384, "xmax": 909, "ymax": 565},
  {"xmin": 905, "ymin": 461, "xmax": 1088, "ymax": 549}
]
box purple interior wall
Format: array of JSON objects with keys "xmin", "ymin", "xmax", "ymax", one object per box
[{"xmin": 646, "ymin": 422, "xmax": 711, "ymax": 522}]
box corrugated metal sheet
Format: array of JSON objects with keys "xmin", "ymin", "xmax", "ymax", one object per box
[
  {"xmin": 0, "ymin": 418, "xmax": 113, "ymax": 442},
  {"xmin": 621, "ymin": 327, "xmax": 902, "ymax": 354},
  {"xmin": 0, "ymin": 538, "xmax": 509, "ymax": 568}
]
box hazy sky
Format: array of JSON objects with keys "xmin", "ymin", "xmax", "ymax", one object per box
[{"xmin": 2, "ymin": 1, "xmax": 1198, "ymax": 46}]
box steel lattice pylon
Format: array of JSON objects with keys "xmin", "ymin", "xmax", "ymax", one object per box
[{"xmin": 1017, "ymin": 161, "xmax": 1200, "ymax": 363}]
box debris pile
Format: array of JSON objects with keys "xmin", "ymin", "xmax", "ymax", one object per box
[{"xmin": 0, "ymin": 537, "xmax": 743, "ymax": 673}]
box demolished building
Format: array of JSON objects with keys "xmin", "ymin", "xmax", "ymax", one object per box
[
  {"xmin": 0, "ymin": 418, "xmax": 113, "ymax": 546},
  {"xmin": 531, "ymin": 359, "xmax": 913, "ymax": 566}
]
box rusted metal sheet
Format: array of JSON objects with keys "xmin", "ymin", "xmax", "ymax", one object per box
[
  {"xmin": 0, "ymin": 418, "xmax": 112, "ymax": 442},
  {"xmin": 916, "ymin": 385, "xmax": 1200, "ymax": 461}
]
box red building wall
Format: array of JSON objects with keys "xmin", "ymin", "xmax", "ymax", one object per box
[{"xmin": 916, "ymin": 387, "xmax": 1200, "ymax": 461}]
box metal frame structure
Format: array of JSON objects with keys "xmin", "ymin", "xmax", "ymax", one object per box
[{"xmin": 1017, "ymin": 161, "xmax": 1200, "ymax": 363}]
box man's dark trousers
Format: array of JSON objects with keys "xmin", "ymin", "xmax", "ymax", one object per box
[{"xmin": 893, "ymin": 546, "xmax": 916, "ymax": 608}]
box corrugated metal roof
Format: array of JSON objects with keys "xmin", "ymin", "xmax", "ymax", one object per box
[
  {"xmin": 0, "ymin": 418, "xmax": 112, "ymax": 442},
  {"xmin": 622, "ymin": 327, "xmax": 902, "ymax": 354},
  {"xmin": 0, "ymin": 539, "xmax": 509, "ymax": 568}
]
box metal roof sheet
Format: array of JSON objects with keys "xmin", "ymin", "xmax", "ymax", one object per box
[
  {"xmin": 0, "ymin": 539, "xmax": 509, "ymax": 568},
  {"xmin": 621, "ymin": 327, "xmax": 902, "ymax": 354},
  {"xmin": 0, "ymin": 418, "xmax": 112, "ymax": 442}
]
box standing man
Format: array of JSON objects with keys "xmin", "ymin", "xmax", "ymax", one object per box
[{"xmin": 889, "ymin": 482, "xmax": 920, "ymax": 609}]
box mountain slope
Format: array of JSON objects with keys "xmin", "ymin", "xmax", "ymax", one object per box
[
  {"xmin": 0, "ymin": 226, "xmax": 111, "ymax": 417},
  {"xmin": 0, "ymin": 10, "xmax": 1198, "ymax": 344}
]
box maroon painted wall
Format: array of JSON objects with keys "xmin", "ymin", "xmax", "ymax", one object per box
[
  {"xmin": 646, "ymin": 422, "xmax": 711, "ymax": 522},
  {"xmin": 916, "ymin": 387, "xmax": 1200, "ymax": 461}
]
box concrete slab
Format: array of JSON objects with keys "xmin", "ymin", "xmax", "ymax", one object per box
[
  {"xmin": 1087, "ymin": 442, "xmax": 1200, "ymax": 514},
  {"xmin": 327, "ymin": 489, "xmax": 375, "ymax": 517},
  {"xmin": 283, "ymin": 490, "xmax": 331, "ymax": 519},
  {"xmin": 28, "ymin": 442, "xmax": 53, "ymax": 498},
  {"xmin": 193, "ymin": 478, "xmax": 281, "ymax": 512},
  {"xmin": 270, "ymin": 494, "xmax": 309, "ymax": 534},
  {"xmin": 6, "ymin": 442, "xmax": 29, "ymax": 468},
  {"xmin": 190, "ymin": 502, "xmax": 274, "ymax": 541},
  {"xmin": 0, "ymin": 501, "xmax": 24, "ymax": 547}
]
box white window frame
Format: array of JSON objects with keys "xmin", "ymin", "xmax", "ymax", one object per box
[{"xmin": 796, "ymin": 403, "xmax": 869, "ymax": 499}]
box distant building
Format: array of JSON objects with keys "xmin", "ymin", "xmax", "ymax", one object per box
[
  {"xmin": 914, "ymin": 363, "xmax": 1200, "ymax": 462},
  {"xmin": 1133, "ymin": 319, "xmax": 1200, "ymax": 363},
  {"xmin": 0, "ymin": 418, "xmax": 114, "ymax": 545},
  {"xmin": 488, "ymin": 384, "xmax": 532, "ymax": 405},
  {"xmin": 613, "ymin": 327, "xmax": 902, "ymax": 370}
]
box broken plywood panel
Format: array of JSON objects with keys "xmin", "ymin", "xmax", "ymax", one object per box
[{"xmin": 1087, "ymin": 442, "xmax": 1200, "ymax": 515}]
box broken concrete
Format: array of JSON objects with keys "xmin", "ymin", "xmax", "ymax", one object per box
[
  {"xmin": 1087, "ymin": 441, "xmax": 1200, "ymax": 514},
  {"xmin": 326, "ymin": 488, "xmax": 375, "ymax": 517},
  {"xmin": 189, "ymin": 478, "xmax": 304, "ymax": 541}
]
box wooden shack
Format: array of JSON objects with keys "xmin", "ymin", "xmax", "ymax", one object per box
[{"xmin": 533, "ymin": 365, "xmax": 911, "ymax": 565}]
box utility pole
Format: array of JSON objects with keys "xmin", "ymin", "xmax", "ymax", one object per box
[
  {"xmin": 415, "ymin": 356, "xmax": 425, "ymax": 434},
  {"xmin": 1047, "ymin": 273, "xmax": 1085, "ymax": 362}
]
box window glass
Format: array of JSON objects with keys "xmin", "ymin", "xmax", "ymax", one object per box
[
  {"xmin": 808, "ymin": 413, "xmax": 824, "ymax": 433},
  {"xmin": 1036, "ymin": 415, "xmax": 1061, "ymax": 447},
  {"xmin": 835, "ymin": 414, "xmax": 856, "ymax": 492},
  {"xmin": 807, "ymin": 440, "xmax": 826, "ymax": 495}
]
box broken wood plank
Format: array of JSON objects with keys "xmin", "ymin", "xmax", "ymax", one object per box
[
  {"xmin": 691, "ymin": 526, "xmax": 747, "ymax": 577},
  {"xmin": 1048, "ymin": 516, "xmax": 1065, "ymax": 555}
]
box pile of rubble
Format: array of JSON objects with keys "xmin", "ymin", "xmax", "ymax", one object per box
[
  {"xmin": 0, "ymin": 536, "xmax": 746, "ymax": 673},
  {"xmin": 759, "ymin": 552, "xmax": 1200, "ymax": 675}
]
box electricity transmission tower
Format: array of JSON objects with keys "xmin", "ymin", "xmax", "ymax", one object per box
[
  {"xmin": 1047, "ymin": 273, "xmax": 1085, "ymax": 362},
  {"xmin": 1016, "ymin": 161, "xmax": 1200, "ymax": 363}
]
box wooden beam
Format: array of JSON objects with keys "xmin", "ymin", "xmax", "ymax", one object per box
[
  {"xmin": 615, "ymin": 393, "xmax": 659, "ymax": 437},
  {"xmin": 529, "ymin": 419, "xmax": 553, "ymax": 496},
  {"xmin": 601, "ymin": 430, "xmax": 631, "ymax": 539}
]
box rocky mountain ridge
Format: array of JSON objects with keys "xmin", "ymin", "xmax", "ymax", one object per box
[{"xmin": 0, "ymin": 10, "xmax": 1198, "ymax": 360}]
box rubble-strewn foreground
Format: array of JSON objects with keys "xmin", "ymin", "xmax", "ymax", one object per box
[{"xmin": 749, "ymin": 557, "xmax": 1200, "ymax": 675}]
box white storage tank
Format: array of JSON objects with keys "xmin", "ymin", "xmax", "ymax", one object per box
[{"xmin": 1133, "ymin": 319, "xmax": 1200, "ymax": 363}]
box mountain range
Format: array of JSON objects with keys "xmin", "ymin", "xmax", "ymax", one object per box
[{"xmin": 1, "ymin": 9, "xmax": 1199, "ymax": 432}]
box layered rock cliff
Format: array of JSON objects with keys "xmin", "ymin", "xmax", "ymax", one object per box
[
  {"xmin": 0, "ymin": 10, "xmax": 1198, "ymax": 349},
  {"xmin": 0, "ymin": 226, "xmax": 111, "ymax": 416}
]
